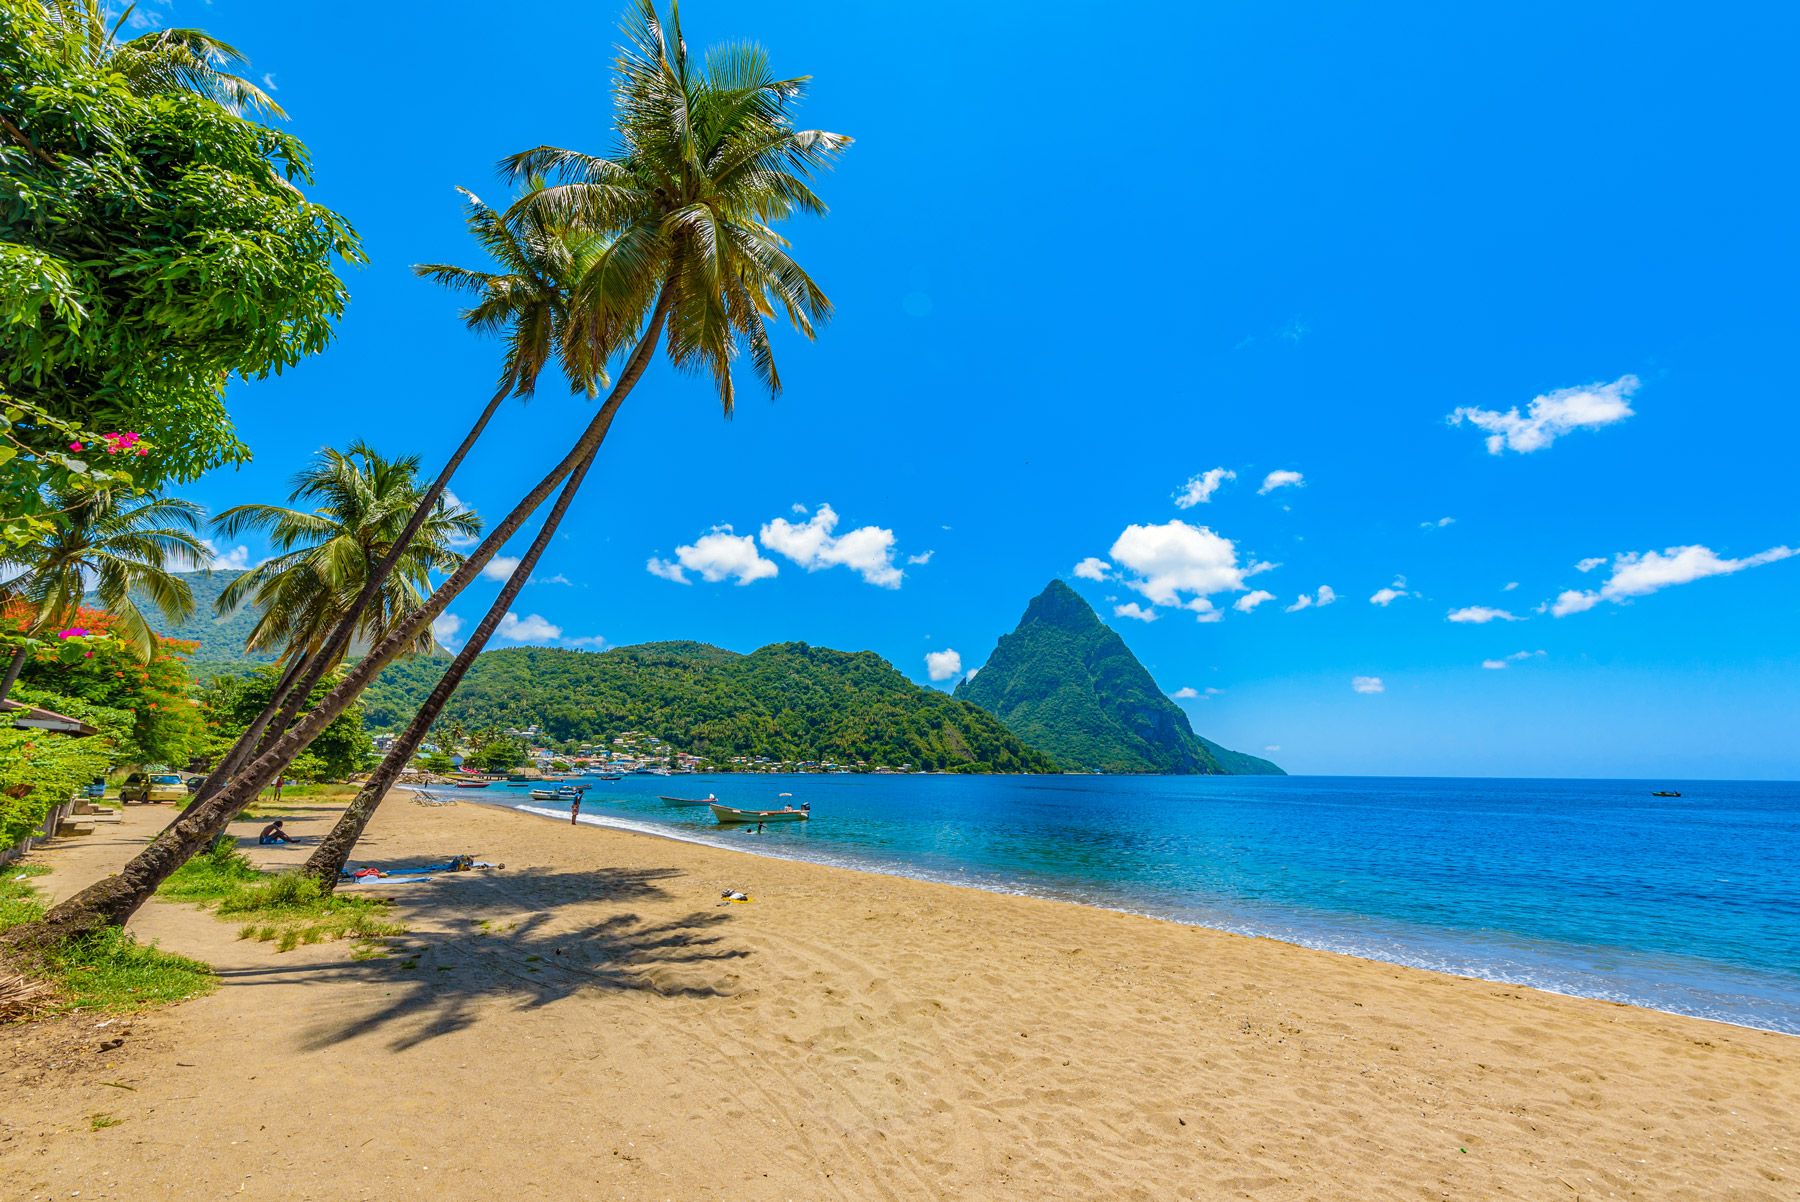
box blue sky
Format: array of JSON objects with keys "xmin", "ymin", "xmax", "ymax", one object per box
[{"xmin": 160, "ymin": 1, "xmax": 1798, "ymax": 778}]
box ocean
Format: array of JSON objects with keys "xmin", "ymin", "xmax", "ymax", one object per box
[{"xmin": 420, "ymin": 773, "xmax": 1800, "ymax": 1034}]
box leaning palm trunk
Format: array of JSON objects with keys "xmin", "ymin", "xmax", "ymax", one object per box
[
  {"xmin": 188, "ymin": 385, "xmax": 515, "ymax": 812},
  {"xmin": 301, "ymin": 447, "xmax": 601, "ymax": 888},
  {"xmin": 298, "ymin": 295, "xmax": 674, "ymax": 887},
  {"xmin": 0, "ymin": 292, "xmax": 670, "ymax": 954}
]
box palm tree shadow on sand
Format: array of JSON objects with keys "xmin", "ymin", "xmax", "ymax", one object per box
[{"xmin": 211, "ymin": 865, "xmax": 751, "ymax": 1052}]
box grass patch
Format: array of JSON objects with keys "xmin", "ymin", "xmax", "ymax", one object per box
[
  {"xmin": 1, "ymin": 866, "xmax": 215, "ymax": 1019},
  {"xmin": 159, "ymin": 841, "xmax": 404, "ymax": 954},
  {"xmin": 89, "ymin": 1114, "xmax": 123, "ymax": 1131}
]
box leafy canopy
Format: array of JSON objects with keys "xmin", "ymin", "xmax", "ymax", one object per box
[{"xmin": 0, "ymin": 0, "xmax": 361, "ymax": 482}]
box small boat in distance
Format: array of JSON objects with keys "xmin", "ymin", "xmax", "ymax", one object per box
[
  {"xmin": 1651, "ymin": 790, "xmax": 1682, "ymax": 797},
  {"xmin": 528, "ymin": 788, "xmax": 561, "ymax": 801},
  {"xmin": 597, "ymin": 774, "xmax": 623, "ymax": 782},
  {"xmin": 659, "ymin": 794, "xmax": 717, "ymax": 807},
  {"xmin": 711, "ymin": 802, "xmax": 810, "ymax": 825},
  {"xmin": 454, "ymin": 781, "xmax": 492, "ymax": 789}
]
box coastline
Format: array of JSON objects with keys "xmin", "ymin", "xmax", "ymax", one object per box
[
  {"xmin": 485, "ymin": 786, "xmax": 1799, "ymax": 1037},
  {"xmin": 5, "ymin": 795, "xmax": 1797, "ymax": 1200}
]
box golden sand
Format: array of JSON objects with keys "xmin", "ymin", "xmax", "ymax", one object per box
[{"xmin": 2, "ymin": 796, "xmax": 1795, "ymax": 1200}]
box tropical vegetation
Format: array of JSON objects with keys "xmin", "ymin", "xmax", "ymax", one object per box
[
  {"xmin": 955, "ymin": 581, "xmax": 1284, "ymax": 776},
  {"xmin": 365, "ymin": 641, "xmax": 1058, "ymax": 774}
]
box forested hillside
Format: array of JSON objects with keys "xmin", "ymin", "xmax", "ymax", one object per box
[
  {"xmin": 956, "ymin": 581, "xmax": 1283, "ymax": 775},
  {"xmin": 365, "ymin": 641, "xmax": 1059, "ymax": 773}
]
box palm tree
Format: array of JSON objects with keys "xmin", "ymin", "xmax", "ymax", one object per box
[
  {"xmin": 184, "ymin": 185, "xmax": 601, "ymax": 809},
  {"xmin": 183, "ymin": 445, "xmax": 477, "ymax": 799},
  {"xmin": 214, "ymin": 442, "xmax": 479, "ymax": 666},
  {"xmin": 38, "ymin": 0, "xmax": 285, "ymax": 118},
  {"xmin": 16, "ymin": 0, "xmax": 849, "ymax": 941},
  {"xmin": 304, "ymin": 0, "xmax": 848, "ymax": 884},
  {"xmin": 0, "ymin": 489, "xmax": 206, "ymax": 703}
]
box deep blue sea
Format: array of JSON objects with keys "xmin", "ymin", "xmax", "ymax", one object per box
[{"xmin": 418, "ymin": 774, "xmax": 1800, "ymax": 1034}]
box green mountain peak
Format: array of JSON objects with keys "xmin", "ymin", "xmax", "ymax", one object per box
[{"xmin": 954, "ymin": 580, "xmax": 1283, "ymax": 775}]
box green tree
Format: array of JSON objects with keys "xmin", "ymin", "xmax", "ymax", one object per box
[
  {"xmin": 196, "ymin": 667, "xmax": 370, "ymax": 782},
  {"xmin": 213, "ymin": 442, "xmax": 479, "ymax": 665},
  {"xmin": 0, "ymin": 1, "xmax": 360, "ymax": 483},
  {"xmin": 0, "ymin": 489, "xmax": 205, "ymax": 702},
  {"xmin": 37, "ymin": 0, "xmax": 284, "ymax": 116},
  {"xmin": 11, "ymin": 0, "xmax": 848, "ymax": 940}
]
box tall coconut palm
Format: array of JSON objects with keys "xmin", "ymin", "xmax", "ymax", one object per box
[
  {"xmin": 15, "ymin": 0, "xmax": 849, "ymax": 943},
  {"xmin": 304, "ymin": 0, "xmax": 846, "ymax": 884},
  {"xmin": 0, "ymin": 489, "xmax": 206, "ymax": 703},
  {"xmin": 213, "ymin": 442, "xmax": 479, "ymax": 666},
  {"xmin": 37, "ymin": 0, "xmax": 285, "ymax": 118},
  {"xmin": 188, "ymin": 185, "xmax": 601, "ymax": 805},
  {"xmin": 181, "ymin": 445, "xmax": 478, "ymax": 799}
]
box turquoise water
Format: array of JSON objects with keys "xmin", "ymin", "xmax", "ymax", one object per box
[{"xmin": 423, "ymin": 774, "xmax": 1800, "ymax": 1034}]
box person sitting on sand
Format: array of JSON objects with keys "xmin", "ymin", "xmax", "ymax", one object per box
[{"xmin": 258, "ymin": 820, "xmax": 292, "ymax": 845}]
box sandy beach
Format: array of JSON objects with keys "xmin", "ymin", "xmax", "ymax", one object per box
[{"xmin": 2, "ymin": 795, "xmax": 1796, "ymax": 1201}]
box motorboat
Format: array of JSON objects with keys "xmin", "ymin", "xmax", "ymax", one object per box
[{"xmin": 710, "ymin": 802, "xmax": 810, "ymax": 824}]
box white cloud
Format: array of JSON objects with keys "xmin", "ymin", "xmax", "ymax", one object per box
[
  {"xmin": 924, "ymin": 648, "xmax": 962, "ymax": 682},
  {"xmin": 1550, "ymin": 589, "xmax": 1601, "ymax": 617},
  {"xmin": 1107, "ymin": 521, "xmax": 1260, "ymax": 608},
  {"xmin": 1552, "ymin": 543, "xmax": 1797, "ymax": 617},
  {"xmin": 906, "ymin": 550, "xmax": 934, "ymax": 566},
  {"xmin": 1351, "ymin": 676, "xmax": 1385, "ymax": 694},
  {"xmin": 1234, "ymin": 589, "xmax": 1277, "ymax": 613},
  {"xmin": 261, "ymin": 72, "xmax": 278, "ymax": 92},
  {"xmin": 1449, "ymin": 374, "xmax": 1638, "ymax": 455},
  {"xmin": 759, "ymin": 504, "xmax": 902, "ymax": 588},
  {"xmin": 1482, "ymin": 650, "xmax": 1545, "ymax": 670},
  {"xmin": 1072, "ymin": 556, "xmax": 1112, "ymax": 582},
  {"xmin": 1284, "ymin": 585, "xmax": 1336, "ymax": 613},
  {"xmin": 563, "ymin": 634, "xmax": 606, "ymax": 650},
  {"xmin": 530, "ymin": 573, "xmax": 573, "ymax": 586},
  {"xmin": 1185, "ymin": 597, "xmax": 1223, "ymax": 623},
  {"xmin": 431, "ymin": 613, "xmax": 464, "ymax": 651},
  {"xmin": 1263, "ymin": 745, "xmax": 1281, "ymax": 753},
  {"xmin": 963, "ymin": 667, "xmax": 980, "ymax": 683},
  {"xmin": 1447, "ymin": 606, "xmax": 1521, "ymax": 623},
  {"xmin": 172, "ymin": 538, "xmax": 250, "ymax": 573},
  {"xmin": 481, "ymin": 555, "xmax": 521, "ymax": 582},
  {"xmin": 645, "ymin": 556, "xmax": 690, "ymax": 584},
  {"xmin": 651, "ymin": 526, "xmax": 779, "ymax": 587},
  {"xmin": 1113, "ymin": 602, "xmax": 1159, "ymax": 622},
  {"xmin": 1575, "ymin": 557, "xmax": 1607, "ymax": 573},
  {"xmin": 1369, "ymin": 577, "xmax": 1408, "ymax": 606},
  {"xmin": 1258, "ymin": 470, "xmax": 1304, "ymax": 495},
  {"xmin": 1174, "ymin": 467, "xmax": 1235, "ymax": 508},
  {"xmin": 1503, "ymin": 581, "xmax": 1519, "ymax": 591},
  {"xmin": 1420, "ymin": 516, "xmax": 1455, "ymax": 529},
  {"xmin": 496, "ymin": 611, "xmax": 561, "ymax": 644},
  {"xmin": 1173, "ymin": 686, "xmax": 1223, "ymax": 699}
]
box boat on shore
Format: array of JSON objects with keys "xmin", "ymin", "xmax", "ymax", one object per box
[
  {"xmin": 454, "ymin": 780, "xmax": 492, "ymax": 790},
  {"xmin": 659, "ymin": 794, "xmax": 716, "ymax": 807},
  {"xmin": 711, "ymin": 802, "xmax": 810, "ymax": 824}
]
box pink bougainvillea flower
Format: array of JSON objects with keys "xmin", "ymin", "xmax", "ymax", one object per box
[
  {"xmin": 69, "ymin": 442, "xmax": 84, "ymax": 452},
  {"xmin": 56, "ymin": 626, "xmax": 89, "ymax": 639}
]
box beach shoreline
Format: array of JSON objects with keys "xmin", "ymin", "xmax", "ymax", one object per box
[
  {"xmin": 4, "ymin": 794, "xmax": 1796, "ymax": 1200},
  {"xmin": 467, "ymin": 785, "xmax": 1800, "ymax": 1038}
]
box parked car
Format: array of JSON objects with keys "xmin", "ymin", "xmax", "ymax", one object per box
[
  {"xmin": 120, "ymin": 772, "xmax": 186, "ymax": 804},
  {"xmin": 185, "ymin": 774, "xmax": 207, "ymax": 794}
]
